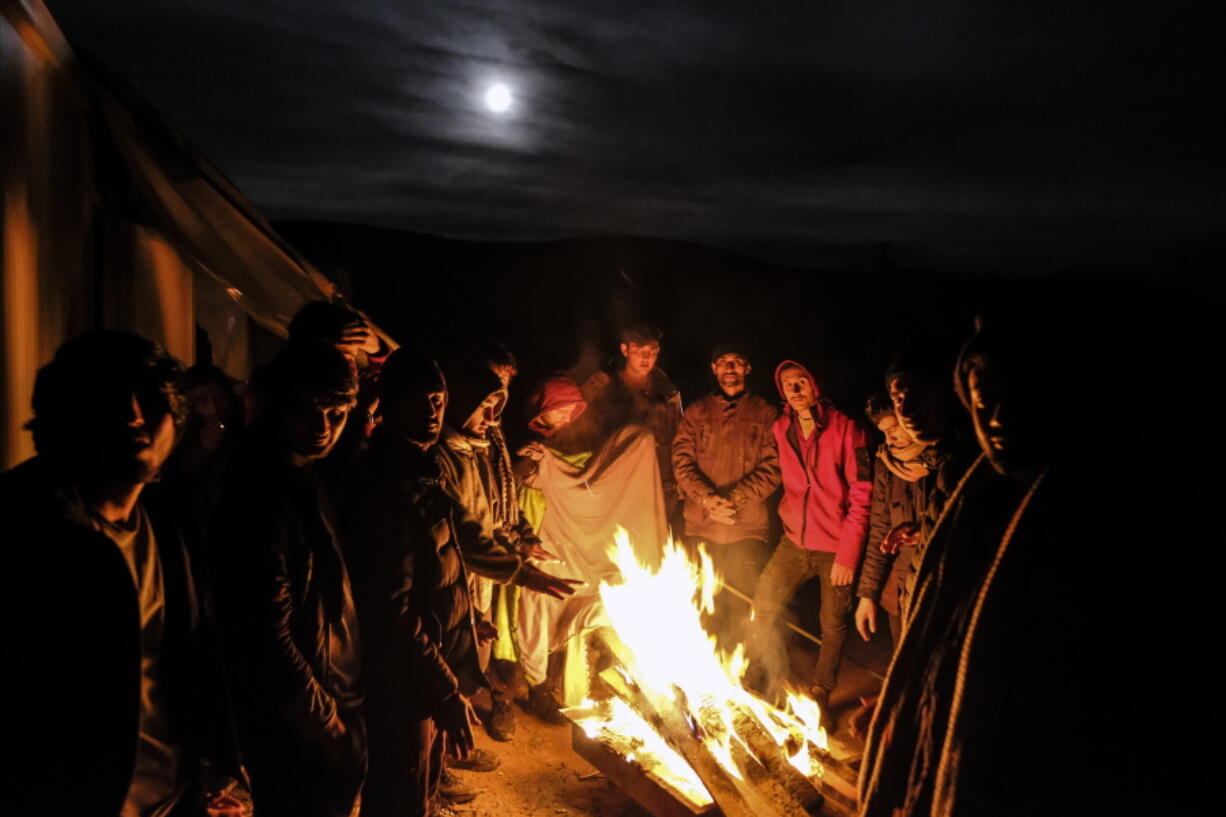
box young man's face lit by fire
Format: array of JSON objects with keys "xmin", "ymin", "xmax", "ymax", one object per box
[
  {"xmin": 876, "ymin": 412, "xmax": 914, "ymax": 449},
  {"xmin": 620, "ymin": 341, "xmax": 660, "ymax": 379},
  {"xmin": 779, "ymin": 367, "xmax": 817, "ymax": 414},
  {"xmin": 538, "ymin": 402, "xmax": 582, "ymax": 432},
  {"xmin": 463, "ymin": 392, "xmax": 502, "ymax": 438},
  {"xmin": 385, "ymin": 379, "xmax": 447, "ymax": 447},
  {"xmin": 888, "ymin": 373, "xmax": 949, "ymax": 445},
  {"xmin": 91, "ymin": 389, "xmax": 179, "ymax": 484},
  {"xmin": 711, "ymin": 354, "xmax": 750, "ymax": 396},
  {"xmin": 283, "ymin": 393, "xmax": 353, "ymax": 461}
]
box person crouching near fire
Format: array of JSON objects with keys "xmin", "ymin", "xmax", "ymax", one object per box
[
  {"xmin": 3, "ymin": 330, "xmax": 243, "ymax": 817},
  {"xmin": 515, "ymin": 374, "xmax": 670, "ymax": 723},
  {"xmin": 338, "ymin": 348, "xmax": 578, "ymax": 817},
  {"xmin": 745, "ymin": 360, "xmax": 872, "ymax": 733},
  {"xmin": 671, "ymin": 342, "xmax": 781, "ymax": 650}
]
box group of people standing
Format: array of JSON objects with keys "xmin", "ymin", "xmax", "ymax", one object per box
[{"xmin": 4, "ymin": 300, "xmax": 1192, "ymax": 817}]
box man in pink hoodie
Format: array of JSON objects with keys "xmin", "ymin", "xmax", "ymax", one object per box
[{"xmin": 747, "ymin": 360, "xmax": 871, "ymax": 730}]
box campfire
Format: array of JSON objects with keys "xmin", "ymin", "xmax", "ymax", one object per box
[{"xmin": 563, "ymin": 530, "xmax": 858, "ymax": 817}]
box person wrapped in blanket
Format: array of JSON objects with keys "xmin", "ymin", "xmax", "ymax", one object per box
[{"xmin": 513, "ymin": 375, "xmax": 670, "ymax": 724}]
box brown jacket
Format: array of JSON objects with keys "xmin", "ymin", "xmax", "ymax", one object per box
[{"xmin": 671, "ymin": 390, "xmax": 780, "ymax": 543}]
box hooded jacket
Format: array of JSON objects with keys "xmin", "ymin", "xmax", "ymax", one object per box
[{"xmin": 771, "ymin": 360, "xmax": 872, "ymax": 568}]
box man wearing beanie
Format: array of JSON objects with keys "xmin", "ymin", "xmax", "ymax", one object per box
[{"xmin": 672, "ymin": 342, "xmax": 780, "ymax": 648}]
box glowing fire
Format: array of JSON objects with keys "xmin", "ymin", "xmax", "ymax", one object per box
[{"xmin": 565, "ymin": 528, "xmax": 828, "ymax": 806}]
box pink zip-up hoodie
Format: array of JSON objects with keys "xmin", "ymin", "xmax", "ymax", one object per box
[{"xmin": 772, "ymin": 360, "xmax": 872, "ymax": 568}]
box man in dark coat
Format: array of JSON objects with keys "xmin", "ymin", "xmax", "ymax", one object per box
[
  {"xmin": 210, "ymin": 343, "xmax": 367, "ymax": 817},
  {"xmin": 880, "ymin": 340, "xmax": 978, "ymax": 619},
  {"xmin": 435, "ymin": 360, "xmax": 557, "ymax": 743},
  {"xmin": 671, "ymin": 342, "xmax": 780, "ymax": 647},
  {"xmin": 859, "ymin": 314, "xmax": 1204, "ymax": 817},
  {"xmin": 339, "ymin": 348, "xmax": 577, "ymax": 817},
  {"xmin": 3, "ymin": 330, "xmax": 241, "ymax": 817}
]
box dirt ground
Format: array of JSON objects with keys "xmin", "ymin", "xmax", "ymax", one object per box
[{"xmin": 448, "ymin": 699, "xmax": 649, "ymax": 817}]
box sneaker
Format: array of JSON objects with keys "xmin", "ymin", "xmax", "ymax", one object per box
[
  {"xmin": 485, "ymin": 699, "xmax": 517, "ymax": 742},
  {"xmin": 448, "ymin": 747, "xmax": 501, "ymax": 773},
  {"xmin": 438, "ymin": 768, "xmax": 479, "ymax": 804},
  {"xmin": 429, "ymin": 802, "xmax": 462, "ymax": 817},
  {"xmin": 527, "ymin": 683, "xmax": 568, "ymax": 727}
]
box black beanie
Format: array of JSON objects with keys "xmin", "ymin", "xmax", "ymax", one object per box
[{"xmin": 710, "ymin": 341, "xmax": 751, "ymax": 364}]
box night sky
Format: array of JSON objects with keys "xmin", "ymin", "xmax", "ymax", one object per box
[{"xmin": 47, "ymin": 0, "xmax": 1223, "ymax": 266}]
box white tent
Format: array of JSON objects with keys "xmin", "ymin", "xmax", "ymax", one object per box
[{"xmin": 1, "ymin": 0, "xmax": 391, "ymax": 468}]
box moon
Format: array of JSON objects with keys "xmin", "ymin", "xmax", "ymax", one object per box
[{"xmin": 484, "ymin": 82, "xmax": 513, "ymax": 114}]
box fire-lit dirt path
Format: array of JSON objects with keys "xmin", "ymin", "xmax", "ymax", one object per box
[{"xmin": 451, "ymin": 704, "xmax": 650, "ymax": 817}]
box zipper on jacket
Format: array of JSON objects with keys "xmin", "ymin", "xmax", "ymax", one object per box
[{"xmin": 787, "ymin": 417, "xmax": 813, "ymax": 546}]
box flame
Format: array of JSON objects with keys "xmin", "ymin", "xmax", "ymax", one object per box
[
  {"xmin": 566, "ymin": 697, "xmax": 714, "ymax": 807},
  {"xmin": 577, "ymin": 528, "xmax": 829, "ymax": 799}
]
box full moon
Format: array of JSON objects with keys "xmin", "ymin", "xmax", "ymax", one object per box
[{"xmin": 484, "ymin": 82, "xmax": 513, "ymax": 114}]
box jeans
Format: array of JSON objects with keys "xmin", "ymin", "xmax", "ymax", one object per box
[{"xmin": 749, "ymin": 536, "xmax": 852, "ymax": 694}]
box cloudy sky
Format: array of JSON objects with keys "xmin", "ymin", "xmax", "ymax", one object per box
[{"xmin": 48, "ymin": 0, "xmax": 1223, "ymax": 262}]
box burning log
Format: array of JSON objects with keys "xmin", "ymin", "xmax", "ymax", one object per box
[
  {"xmin": 603, "ymin": 667, "xmax": 763, "ymax": 817},
  {"xmin": 598, "ymin": 665, "xmax": 817, "ymax": 817},
  {"xmin": 575, "ymin": 533, "xmax": 859, "ymax": 817},
  {"xmin": 729, "ymin": 706, "xmax": 823, "ymax": 810}
]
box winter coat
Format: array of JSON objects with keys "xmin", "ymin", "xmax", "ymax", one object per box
[
  {"xmin": 771, "ymin": 361, "xmax": 872, "ymax": 568},
  {"xmin": 433, "ymin": 427, "xmax": 526, "ymax": 583},
  {"xmin": 3, "ymin": 457, "xmax": 241, "ymax": 816},
  {"xmin": 208, "ymin": 441, "xmax": 365, "ymax": 766},
  {"xmin": 338, "ymin": 429, "xmax": 484, "ymax": 723},
  {"xmin": 672, "ymin": 390, "xmax": 781, "ymax": 543},
  {"xmin": 860, "ymin": 448, "xmax": 1196, "ymax": 817},
  {"xmin": 856, "ymin": 453, "xmax": 929, "ymax": 611}
]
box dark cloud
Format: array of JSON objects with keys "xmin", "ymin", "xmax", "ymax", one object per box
[{"xmin": 48, "ymin": 0, "xmax": 1224, "ymax": 262}]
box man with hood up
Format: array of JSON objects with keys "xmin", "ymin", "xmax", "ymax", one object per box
[
  {"xmin": 434, "ymin": 361, "xmax": 553, "ymax": 744},
  {"xmin": 746, "ymin": 360, "xmax": 871, "ymax": 731}
]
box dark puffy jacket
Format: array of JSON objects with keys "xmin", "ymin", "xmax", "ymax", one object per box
[
  {"xmin": 3, "ymin": 457, "xmax": 241, "ymax": 816},
  {"xmin": 208, "ymin": 442, "xmax": 365, "ymax": 778},
  {"xmin": 339, "ymin": 429, "xmax": 484, "ymax": 722},
  {"xmin": 856, "ymin": 449, "xmax": 929, "ymax": 611},
  {"xmin": 671, "ymin": 390, "xmax": 780, "ymax": 543}
]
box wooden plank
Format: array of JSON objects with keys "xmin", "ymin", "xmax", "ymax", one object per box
[
  {"xmin": 571, "ymin": 724, "xmax": 719, "ymax": 817},
  {"xmin": 730, "ymin": 707, "xmax": 823, "ymax": 812}
]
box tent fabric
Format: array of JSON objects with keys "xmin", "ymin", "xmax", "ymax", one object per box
[{"xmin": 2, "ymin": 0, "xmax": 393, "ymax": 467}]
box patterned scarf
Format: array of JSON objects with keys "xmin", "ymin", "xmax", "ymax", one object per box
[{"xmin": 878, "ymin": 439, "xmax": 932, "ymax": 482}]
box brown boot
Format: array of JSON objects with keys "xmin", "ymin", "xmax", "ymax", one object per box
[{"xmin": 527, "ymin": 683, "xmax": 568, "ymax": 726}]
